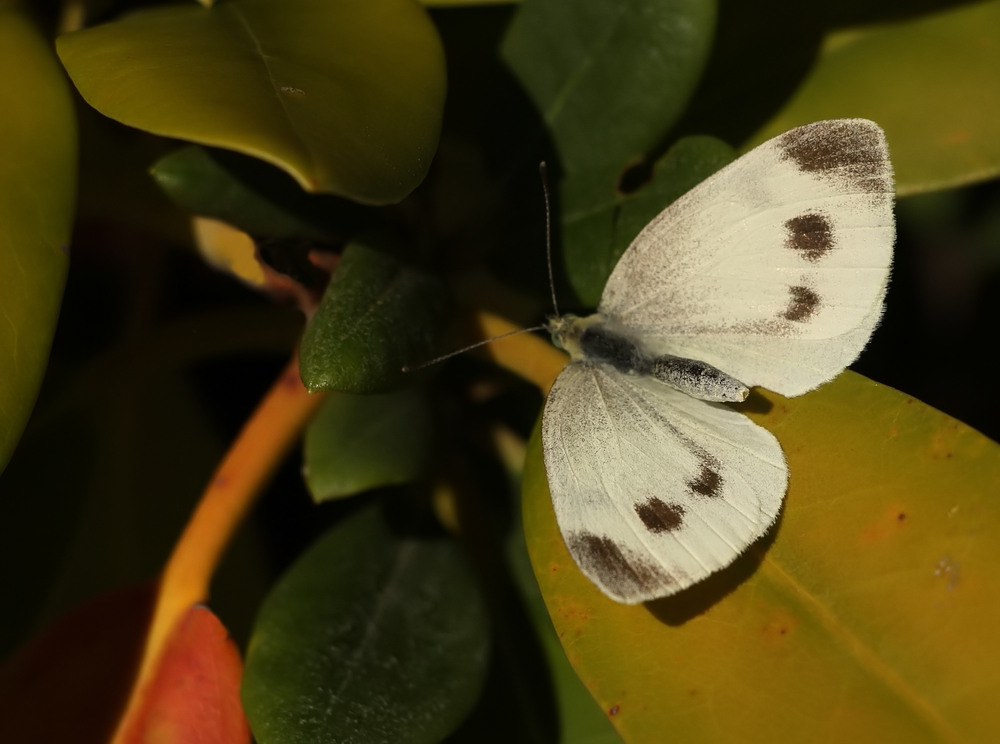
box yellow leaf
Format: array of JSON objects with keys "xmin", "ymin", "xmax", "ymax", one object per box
[
  {"xmin": 746, "ymin": 1, "xmax": 1000, "ymax": 196},
  {"xmin": 192, "ymin": 217, "xmax": 265, "ymax": 287},
  {"xmin": 523, "ymin": 372, "xmax": 1000, "ymax": 742},
  {"xmin": 57, "ymin": 0, "xmax": 445, "ymax": 203},
  {"xmin": 0, "ymin": 7, "xmax": 75, "ymax": 472}
]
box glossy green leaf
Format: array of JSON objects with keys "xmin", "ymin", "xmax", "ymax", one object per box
[
  {"xmin": 242, "ymin": 504, "xmax": 489, "ymax": 744},
  {"xmin": 151, "ymin": 146, "xmax": 371, "ymax": 240},
  {"xmin": 304, "ymin": 388, "xmax": 433, "ymax": 502},
  {"xmin": 561, "ymin": 135, "xmax": 735, "ymax": 305},
  {"xmin": 522, "ymin": 373, "xmax": 1000, "ymax": 741},
  {"xmin": 0, "ymin": 8, "xmax": 76, "ymax": 474},
  {"xmin": 57, "ymin": 0, "xmax": 446, "ymax": 204},
  {"xmin": 500, "ymin": 0, "xmax": 715, "ymax": 172},
  {"xmin": 299, "ymin": 244, "xmax": 449, "ymax": 393},
  {"xmin": 747, "ymin": 1, "xmax": 1000, "ymax": 196}
]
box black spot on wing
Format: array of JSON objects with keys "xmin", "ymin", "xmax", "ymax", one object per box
[
  {"xmin": 567, "ymin": 532, "xmax": 674, "ymax": 598},
  {"xmin": 636, "ymin": 499, "xmax": 686, "ymax": 533},
  {"xmin": 784, "ymin": 212, "xmax": 834, "ymax": 261},
  {"xmin": 687, "ymin": 451, "xmax": 723, "ymax": 498},
  {"xmin": 781, "ymin": 285, "xmax": 820, "ymax": 322},
  {"xmin": 777, "ymin": 120, "xmax": 890, "ymax": 194}
]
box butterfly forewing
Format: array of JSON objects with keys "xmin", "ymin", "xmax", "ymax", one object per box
[
  {"xmin": 598, "ymin": 119, "xmax": 894, "ymax": 397},
  {"xmin": 542, "ymin": 362, "xmax": 787, "ymax": 604}
]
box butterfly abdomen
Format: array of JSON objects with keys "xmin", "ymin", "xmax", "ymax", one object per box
[{"xmin": 648, "ymin": 356, "xmax": 749, "ymax": 403}]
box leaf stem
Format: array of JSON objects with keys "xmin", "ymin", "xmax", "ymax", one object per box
[{"xmin": 113, "ymin": 355, "xmax": 326, "ymax": 741}]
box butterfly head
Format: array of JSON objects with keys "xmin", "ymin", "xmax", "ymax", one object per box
[
  {"xmin": 546, "ymin": 314, "xmax": 581, "ymax": 356},
  {"xmin": 547, "ymin": 313, "xmax": 606, "ymax": 362}
]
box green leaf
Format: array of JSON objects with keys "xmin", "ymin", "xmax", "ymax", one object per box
[
  {"xmin": 0, "ymin": 8, "xmax": 76, "ymax": 474},
  {"xmin": 560, "ymin": 135, "xmax": 735, "ymax": 305},
  {"xmin": 746, "ymin": 1, "xmax": 1000, "ymax": 196},
  {"xmin": 299, "ymin": 244, "xmax": 449, "ymax": 393},
  {"xmin": 242, "ymin": 503, "xmax": 490, "ymax": 744},
  {"xmin": 151, "ymin": 146, "xmax": 371, "ymax": 240},
  {"xmin": 522, "ymin": 373, "xmax": 1000, "ymax": 741},
  {"xmin": 57, "ymin": 0, "xmax": 446, "ymax": 204},
  {"xmin": 501, "ymin": 0, "xmax": 715, "ymax": 172},
  {"xmin": 304, "ymin": 388, "xmax": 433, "ymax": 502}
]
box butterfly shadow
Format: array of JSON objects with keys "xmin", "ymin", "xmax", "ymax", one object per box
[
  {"xmin": 733, "ymin": 387, "xmax": 775, "ymax": 416},
  {"xmin": 644, "ymin": 507, "xmax": 784, "ymax": 626}
]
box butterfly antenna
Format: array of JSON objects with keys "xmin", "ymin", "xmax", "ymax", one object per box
[
  {"xmin": 402, "ymin": 323, "xmax": 547, "ymax": 373},
  {"xmin": 540, "ymin": 162, "xmax": 560, "ymax": 318}
]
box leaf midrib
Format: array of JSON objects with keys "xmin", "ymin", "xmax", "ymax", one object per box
[
  {"xmin": 545, "ymin": 3, "xmax": 629, "ymax": 129},
  {"xmin": 763, "ymin": 555, "xmax": 962, "ymax": 742},
  {"xmin": 227, "ymin": 4, "xmax": 318, "ymax": 169},
  {"xmin": 328, "ymin": 540, "xmax": 417, "ymax": 705}
]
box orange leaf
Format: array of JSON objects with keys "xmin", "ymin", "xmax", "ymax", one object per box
[{"xmin": 118, "ymin": 605, "xmax": 249, "ymax": 744}]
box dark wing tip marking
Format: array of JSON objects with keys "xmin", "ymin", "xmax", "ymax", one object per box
[
  {"xmin": 785, "ymin": 212, "xmax": 834, "ymax": 261},
  {"xmin": 636, "ymin": 498, "xmax": 686, "ymax": 533},
  {"xmin": 567, "ymin": 532, "xmax": 674, "ymax": 598},
  {"xmin": 778, "ymin": 120, "xmax": 891, "ymax": 194},
  {"xmin": 782, "ymin": 285, "xmax": 820, "ymax": 322}
]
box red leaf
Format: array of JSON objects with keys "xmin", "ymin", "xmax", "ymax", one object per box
[{"xmin": 0, "ymin": 583, "xmax": 154, "ymax": 744}]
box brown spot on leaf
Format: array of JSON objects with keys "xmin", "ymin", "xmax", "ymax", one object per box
[
  {"xmin": 635, "ymin": 499, "xmax": 685, "ymax": 533},
  {"xmin": 785, "ymin": 212, "xmax": 834, "ymax": 261},
  {"xmin": 859, "ymin": 504, "xmax": 911, "ymax": 544},
  {"xmin": 609, "ymin": 705, "xmax": 620, "ymax": 716},
  {"xmin": 762, "ymin": 609, "xmax": 798, "ymax": 643},
  {"xmin": 778, "ymin": 120, "xmax": 890, "ymax": 193},
  {"xmin": 781, "ymin": 285, "xmax": 819, "ymax": 322}
]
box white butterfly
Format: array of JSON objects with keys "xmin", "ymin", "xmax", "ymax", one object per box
[{"xmin": 542, "ymin": 119, "xmax": 894, "ymax": 604}]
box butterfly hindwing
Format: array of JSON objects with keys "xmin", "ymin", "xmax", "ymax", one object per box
[
  {"xmin": 598, "ymin": 119, "xmax": 894, "ymax": 396},
  {"xmin": 541, "ymin": 362, "xmax": 787, "ymax": 604}
]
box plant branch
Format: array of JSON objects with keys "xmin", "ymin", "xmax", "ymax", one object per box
[{"xmin": 113, "ymin": 355, "xmax": 326, "ymax": 741}]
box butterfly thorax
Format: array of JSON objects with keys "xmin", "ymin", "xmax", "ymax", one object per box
[{"xmin": 547, "ymin": 313, "xmax": 749, "ymax": 403}]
